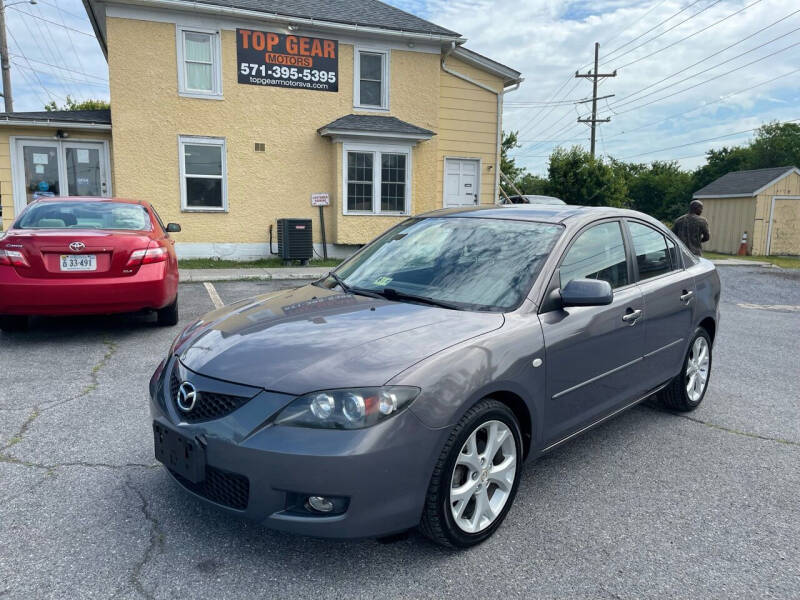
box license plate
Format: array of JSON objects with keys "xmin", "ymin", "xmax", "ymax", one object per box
[
  {"xmin": 60, "ymin": 254, "xmax": 97, "ymax": 271},
  {"xmin": 153, "ymin": 422, "xmax": 205, "ymax": 483}
]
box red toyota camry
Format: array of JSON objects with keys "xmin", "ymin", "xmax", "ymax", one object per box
[{"xmin": 0, "ymin": 197, "xmax": 180, "ymax": 331}]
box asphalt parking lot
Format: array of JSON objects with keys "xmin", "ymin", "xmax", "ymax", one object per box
[{"xmin": 1, "ymin": 266, "xmax": 799, "ymax": 599}]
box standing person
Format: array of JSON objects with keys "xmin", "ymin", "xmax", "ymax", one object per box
[{"xmin": 673, "ymin": 200, "xmax": 710, "ymax": 256}]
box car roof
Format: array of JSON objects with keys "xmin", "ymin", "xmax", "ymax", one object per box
[
  {"xmin": 417, "ymin": 204, "xmax": 648, "ymax": 224},
  {"xmin": 29, "ymin": 196, "xmax": 149, "ymax": 207}
]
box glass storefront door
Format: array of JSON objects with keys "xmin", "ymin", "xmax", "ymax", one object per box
[{"xmin": 13, "ymin": 139, "xmax": 110, "ymax": 215}]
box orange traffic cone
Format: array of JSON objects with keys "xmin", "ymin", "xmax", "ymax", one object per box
[{"xmin": 737, "ymin": 231, "xmax": 748, "ymax": 256}]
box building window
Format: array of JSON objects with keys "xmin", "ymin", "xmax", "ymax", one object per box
[
  {"xmin": 355, "ymin": 49, "xmax": 388, "ymax": 110},
  {"xmin": 344, "ymin": 144, "xmax": 410, "ymax": 214},
  {"xmin": 177, "ymin": 26, "xmax": 222, "ymax": 97},
  {"xmin": 179, "ymin": 136, "xmax": 226, "ymax": 211}
]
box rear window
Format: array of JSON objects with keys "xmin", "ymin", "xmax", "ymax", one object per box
[{"xmin": 16, "ymin": 202, "xmax": 152, "ymax": 231}]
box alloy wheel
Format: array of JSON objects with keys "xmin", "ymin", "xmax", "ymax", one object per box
[
  {"xmin": 449, "ymin": 420, "xmax": 517, "ymax": 533},
  {"xmin": 685, "ymin": 336, "xmax": 710, "ymax": 402}
]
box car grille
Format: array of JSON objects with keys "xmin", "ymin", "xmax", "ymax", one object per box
[
  {"xmin": 170, "ymin": 465, "xmax": 250, "ymax": 510},
  {"xmin": 169, "ymin": 368, "xmax": 252, "ymax": 423}
]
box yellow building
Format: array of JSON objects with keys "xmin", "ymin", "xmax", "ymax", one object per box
[
  {"xmin": 1, "ymin": 0, "xmax": 522, "ymax": 259},
  {"xmin": 693, "ymin": 166, "xmax": 800, "ymax": 256}
]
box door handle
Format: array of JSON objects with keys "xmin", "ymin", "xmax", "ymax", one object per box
[
  {"xmin": 680, "ymin": 290, "xmax": 694, "ymax": 303},
  {"xmin": 622, "ymin": 309, "xmax": 643, "ymax": 324}
]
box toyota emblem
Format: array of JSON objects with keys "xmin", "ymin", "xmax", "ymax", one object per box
[
  {"xmin": 176, "ymin": 382, "xmax": 198, "ymax": 412},
  {"xmin": 69, "ymin": 241, "xmax": 85, "ymax": 252}
]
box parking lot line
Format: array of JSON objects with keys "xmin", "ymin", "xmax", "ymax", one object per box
[{"xmin": 203, "ymin": 282, "xmax": 224, "ymax": 309}]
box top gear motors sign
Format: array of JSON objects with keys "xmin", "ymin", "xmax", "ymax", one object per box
[{"xmin": 237, "ymin": 28, "xmax": 338, "ymax": 92}]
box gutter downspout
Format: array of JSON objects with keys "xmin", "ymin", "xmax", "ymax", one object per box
[{"xmin": 441, "ymin": 42, "xmax": 522, "ymax": 204}]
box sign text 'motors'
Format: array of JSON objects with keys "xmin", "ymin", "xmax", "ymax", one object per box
[{"xmin": 237, "ymin": 28, "xmax": 339, "ymax": 92}]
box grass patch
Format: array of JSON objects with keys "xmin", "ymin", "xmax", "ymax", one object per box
[
  {"xmin": 179, "ymin": 258, "xmax": 343, "ymax": 269},
  {"xmin": 704, "ymin": 252, "xmax": 800, "ymax": 269}
]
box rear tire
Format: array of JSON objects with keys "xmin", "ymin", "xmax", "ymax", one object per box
[
  {"xmin": 419, "ymin": 399, "xmax": 523, "ymax": 548},
  {"xmin": 156, "ymin": 297, "xmax": 179, "ymax": 327},
  {"xmin": 657, "ymin": 327, "xmax": 712, "ymax": 412},
  {"xmin": 0, "ymin": 315, "xmax": 29, "ymax": 332}
]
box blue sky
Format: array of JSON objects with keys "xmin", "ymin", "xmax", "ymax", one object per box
[{"xmin": 7, "ymin": 0, "xmax": 799, "ymax": 175}]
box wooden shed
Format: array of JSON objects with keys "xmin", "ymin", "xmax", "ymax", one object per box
[{"xmin": 693, "ymin": 166, "xmax": 800, "ymax": 256}]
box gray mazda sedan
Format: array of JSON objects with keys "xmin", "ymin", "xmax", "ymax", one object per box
[{"xmin": 149, "ymin": 205, "xmax": 720, "ymax": 547}]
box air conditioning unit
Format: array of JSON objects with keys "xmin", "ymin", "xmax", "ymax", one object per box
[{"xmin": 276, "ymin": 218, "xmax": 313, "ymax": 263}]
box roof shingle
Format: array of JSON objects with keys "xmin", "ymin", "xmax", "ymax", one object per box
[
  {"xmin": 188, "ymin": 0, "xmax": 459, "ymax": 37},
  {"xmin": 693, "ymin": 166, "xmax": 798, "ymax": 197},
  {"xmin": 318, "ymin": 114, "xmax": 434, "ymax": 137},
  {"xmin": 0, "ymin": 109, "xmax": 111, "ymax": 124}
]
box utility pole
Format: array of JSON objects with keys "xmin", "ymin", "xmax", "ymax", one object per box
[
  {"xmin": 575, "ymin": 42, "xmax": 616, "ymax": 157},
  {"xmin": 0, "ymin": 0, "xmax": 13, "ymax": 112}
]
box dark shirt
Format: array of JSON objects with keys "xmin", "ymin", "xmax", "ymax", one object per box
[{"xmin": 672, "ymin": 213, "xmax": 710, "ymax": 256}]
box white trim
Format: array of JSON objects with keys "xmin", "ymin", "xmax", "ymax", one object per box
[
  {"xmin": 752, "ymin": 168, "xmax": 800, "ymax": 196},
  {"xmin": 766, "ymin": 195, "xmax": 800, "ymax": 255},
  {"xmin": 9, "ymin": 136, "xmax": 112, "ymax": 218},
  {"xmin": 692, "ymin": 193, "xmax": 756, "ymax": 199},
  {"xmin": 318, "ymin": 129, "xmax": 432, "ymax": 143},
  {"xmin": 354, "ymin": 46, "xmax": 390, "ymax": 111},
  {"xmin": 178, "ymin": 135, "xmax": 228, "ymax": 212},
  {"xmin": 0, "ymin": 119, "xmax": 111, "ymax": 130},
  {"xmin": 176, "ymin": 24, "xmax": 223, "ymax": 99},
  {"xmin": 442, "ymin": 156, "xmax": 481, "ymax": 208},
  {"xmin": 342, "ymin": 141, "xmax": 412, "ymax": 216},
  {"xmin": 451, "ymin": 47, "xmax": 522, "ymax": 84}
]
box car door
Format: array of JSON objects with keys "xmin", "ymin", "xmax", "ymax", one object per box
[
  {"xmin": 538, "ymin": 220, "xmax": 647, "ymax": 446},
  {"xmin": 624, "ymin": 219, "xmax": 696, "ymax": 391}
]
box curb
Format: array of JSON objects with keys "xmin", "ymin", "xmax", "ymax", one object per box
[{"xmin": 179, "ymin": 271, "xmax": 327, "ymax": 283}]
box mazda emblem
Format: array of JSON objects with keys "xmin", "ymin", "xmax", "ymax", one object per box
[
  {"xmin": 69, "ymin": 241, "xmax": 85, "ymax": 252},
  {"xmin": 176, "ymin": 382, "xmax": 198, "ymax": 412}
]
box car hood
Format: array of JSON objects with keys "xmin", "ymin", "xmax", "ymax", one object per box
[{"xmin": 176, "ymin": 284, "xmax": 504, "ymax": 395}]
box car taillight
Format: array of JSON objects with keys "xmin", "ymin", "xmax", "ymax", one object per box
[
  {"xmin": 127, "ymin": 246, "xmax": 168, "ymax": 267},
  {"xmin": 0, "ymin": 249, "xmax": 30, "ymax": 267}
]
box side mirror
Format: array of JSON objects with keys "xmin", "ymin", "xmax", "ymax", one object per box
[
  {"xmin": 560, "ymin": 278, "xmax": 613, "ymax": 307},
  {"xmin": 166, "ymin": 223, "xmax": 181, "ymax": 233}
]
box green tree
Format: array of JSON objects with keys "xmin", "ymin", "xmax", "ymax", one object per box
[
  {"xmin": 500, "ymin": 130, "xmax": 524, "ymax": 196},
  {"xmin": 516, "ymin": 172, "xmax": 550, "ymax": 195},
  {"xmin": 627, "ymin": 161, "xmax": 693, "ymax": 222},
  {"xmin": 546, "ymin": 146, "xmax": 629, "ymax": 207},
  {"xmin": 44, "ymin": 96, "xmax": 110, "ymax": 111}
]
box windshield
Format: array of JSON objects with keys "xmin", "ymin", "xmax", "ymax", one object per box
[
  {"xmin": 16, "ymin": 201, "xmax": 152, "ymax": 231},
  {"xmin": 327, "ymin": 217, "xmax": 563, "ymax": 312}
]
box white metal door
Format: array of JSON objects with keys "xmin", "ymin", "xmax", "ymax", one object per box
[
  {"xmin": 444, "ymin": 158, "xmax": 480, "ymax": 207},
  {"xmin": 12, "ymin": 139, "xmax": 111, "ymax": 217}
]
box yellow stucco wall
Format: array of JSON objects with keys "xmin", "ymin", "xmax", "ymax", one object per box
[
  {"xmin": 0, "ymin": 127, "xmax": 113, "ymax": 230},
  {"xmin": 752, "ymin": 171, "xmax": 800, "ymax": 255},
  {"xmin": 438, "ymin": 57, "xmax": 503, "ymax": 206},
  {"xmin": 106, "ymin": 17, "xmax": 461, "ymax": 248}
]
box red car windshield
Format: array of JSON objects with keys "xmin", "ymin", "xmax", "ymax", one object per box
[{"xmin": 16, "ymin": 201, "xmax": 152, "ymax": 231}]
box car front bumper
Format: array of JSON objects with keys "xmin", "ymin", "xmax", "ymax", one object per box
[
  {"xmin": 149, "ymin": 357, "xmax": 446, "ymax": 539},
  {"xmin": 0, "ymin": 262, "xmax": 176, "ymax": 315}
]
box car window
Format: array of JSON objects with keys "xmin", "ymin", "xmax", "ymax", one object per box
[
  {"xmin": 560, "ymin": 221, "xmax": 629, "ymax": 289},
  {"xmin": 666, "ymin": 236, "xmax": 681, "ymax": 270},
  {"xmin": 628, "ymin": 221, "xmax": 670, "ymax": 281},
  {"xmin": 16, "ymin": 201, "xmax": 152, "ymax": 231}
]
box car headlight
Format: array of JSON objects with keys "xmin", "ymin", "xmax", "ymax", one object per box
[{"xmin": 275, "ymin": 387, "xmax": 420, "ymax": 430}]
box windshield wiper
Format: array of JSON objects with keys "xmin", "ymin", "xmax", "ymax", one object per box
[
  {"xmin": 380, "ymin": 287, "xmax": 463, "ymax": 310},
  {"xmin": 327, "ymin": 272, "xmax": 385, "ymax": 300}
]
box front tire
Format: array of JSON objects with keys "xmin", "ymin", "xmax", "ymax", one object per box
[
  {"xmin": 0, "ymin": 315, "xmax": 29, "ymax": 332},
  {"xmin": 657, "ymin": 327, "xmax": 712, "ymax": 412},
  {"xmin": 156, "ymin": 297, "xmax": 179, "ymax": 327},
  {"xmin": 419, "ymin": 399, "xmax": 523, "ymax": 548}
]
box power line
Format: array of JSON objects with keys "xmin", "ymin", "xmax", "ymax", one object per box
[
  {"xmin": 599, "ymin": 0, "xmax": 671, "ymax": 51},
  {"xmin": 35, "ymin": 0, "xmax": 88, "ymax": 21},
  {"xmin": 611, "ymin": 39, "xmax": 800, "ymax": 115},
  {"xmin": 6, "ymin": 6, "xmax": 96, "ymax": 37},
  {"xmin": 619, "ymin": 118, "xmax": 800, "ymax": 160},
  {"xmin": 25, "ymin": 3, "xmax": 79, "ymax": 100},
  {"xmin": 602, "ymin": 0, "xmax": 723, "ymax": 65},
  {"xmin": 6, "ymin": 27, "xmax": 58, "ymax": 103},
  {"xmin": 615, "ymin": 0, "xmax": 772, "ymax": 71},
  {"xmin": 11, "ymin": 61, "xmax": 110, "ymax": 89},
  {"xmin": 9, "ymin": 54, "xmax": 108, "ymax": 82},
  {"xmin": 575, "ymin": 42, "xmax": 617, "ymax": 156},
  {"xmin": 602, "ymin": 0, "xmax": 707, "ymax": 63},
  {"xmin": 51, "ymin": 0, "xmax": 91, "ymax": 82},
  {"xmin": 611, "ymin": 23, "xmax": 800, "ymax": 109}
]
